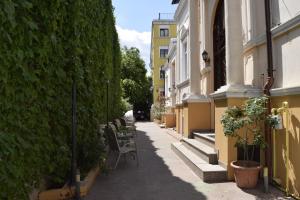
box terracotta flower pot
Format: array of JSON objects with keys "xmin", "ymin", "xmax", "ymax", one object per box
[{"xmin": 231, "ymin": 160, "xmax": 262, "ymax": 188}]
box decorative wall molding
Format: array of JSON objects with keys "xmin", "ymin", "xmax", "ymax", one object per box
[
  {"xmin": 176, "ymin": 79, "xmax": 190, "ymax": 89},
  {"xmin": 182, "ymin": 93, "xmax": 211, "ymax": 103},
  {"xmin": 210, "ymin": 85, "xmax": 262, "ymax": 100},
  {"xmin": 174, "ymin": 0, "xmax": 187, "ymax": 22},
  {"xmin": 271, "ymin": 86, "xmax": 300, "ymax": 97},
  {"xmin": 243, "ymin": 14, "xmax": 300, "ymax": 54}
]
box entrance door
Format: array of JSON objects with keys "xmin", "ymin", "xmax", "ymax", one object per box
[{"xmin": 213, "ymin": 0, "xmax": 226, "ymax": 91}]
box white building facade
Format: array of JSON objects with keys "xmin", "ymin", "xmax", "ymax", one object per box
[
  {"xmin": 171, "ymin": 0, "xmax": 300, "ymax": 196},
  {"xmin": 163, "ymin": 38, "xmax": 177, "ymax": 110}
]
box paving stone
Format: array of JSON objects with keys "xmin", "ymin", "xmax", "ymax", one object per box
[{"xmin": 85, "ymin": 122, "xmax": 290, "ymax": 200}]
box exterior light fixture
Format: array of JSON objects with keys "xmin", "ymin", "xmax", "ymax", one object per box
[{"xmin": 202, "ymin": 50, "xmax": 210, "ymax": 63}]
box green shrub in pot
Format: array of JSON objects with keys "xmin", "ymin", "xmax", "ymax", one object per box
[{"xmin": 221, "ymin": 96, "xmax": 277, "ymax": 188}]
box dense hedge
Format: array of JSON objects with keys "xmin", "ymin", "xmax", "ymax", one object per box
[{"xmin": 0, "ymin": 0, "xmax": 121, "ymax": 199}]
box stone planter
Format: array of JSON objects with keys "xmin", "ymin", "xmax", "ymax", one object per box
[
  {"xmin": 231, "ymin": 160, "xmax": 262, "ymax": 188},
  {"xmin": 36, "ymin": 166, "xmax": 100, "ymax": 200},
  {"xmin": 163, "ymin": 113, "xmax": 176, "ymax": 128}
]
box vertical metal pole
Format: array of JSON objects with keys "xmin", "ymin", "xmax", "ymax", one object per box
[
  {"xmin": 264, "ymin": 0, "xmax": 274, "ymax": 78},
  {"xmin": 71, "ymin": 81, "xmax": 81, "ymax": 200},
  {"xmin": 106, "ymin": 80, "xmax": 109, "ymax": 126},
  {"xmin": 264, "ymin": 0, "xmax": 274, "ymax": 182},
  {"xmin": 71, "ymin": 81, "xmax": 77, "ymax": 185}
]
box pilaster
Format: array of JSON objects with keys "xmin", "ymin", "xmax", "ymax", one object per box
[
  {"xmin": 225, "ymin": 0, "xmax": 244, "ymax": 86},
  {"xmin": 189, "ymin": 0, "xmax": 201, "ymax": 95}
]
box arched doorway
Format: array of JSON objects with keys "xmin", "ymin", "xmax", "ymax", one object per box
[{"xmin": 213, "ymin": 0, "xmax": 226, "ymax": 91}]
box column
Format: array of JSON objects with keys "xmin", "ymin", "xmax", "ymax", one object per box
[
  {"xmin": 200, "ymin": 0, "xmax": 206, "ymax": 64},
  {"xmin": 224, "ymin": 0, "xmax": 244, "ymax": 86},
  {"xmin": 189, "ymin": 0, "xmax": 201, "ymax": 94}
]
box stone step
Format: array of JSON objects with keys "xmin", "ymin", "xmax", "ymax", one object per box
[
  {"xmin": 193, "ymin": 132, "xmax": 215, "ymax": 148},
  {"xmin": 160, "ymin": 123, "xmax": 166, "ymax": 128},
  {"xmin": 181, "ymin": 138, "xmax": 218, "ymax": 164},
  {"xmin": 171, "ymin": 142, "xmax": 227, "ymax": 183}
]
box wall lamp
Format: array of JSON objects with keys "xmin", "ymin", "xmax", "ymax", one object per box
[{"xmin": 202, "ymin": 50, "xmax": 210, "ymax": 63}]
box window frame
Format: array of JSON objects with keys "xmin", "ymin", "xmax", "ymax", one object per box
[
  {"xmin": 160, "ymin": 28, "xmax": 169, "ymax": 37},
  {"xmin": 160, "ymin": 48, "xmax": 169, "ymax": 58},
  {"xmin": 181, "ymin": 39, "xmax": 189, "ymax": 82}
]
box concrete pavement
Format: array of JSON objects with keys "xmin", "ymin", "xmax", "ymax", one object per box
[{"xmin": 86, "ymin": 122, "xmax": 291, "ymax": 200}]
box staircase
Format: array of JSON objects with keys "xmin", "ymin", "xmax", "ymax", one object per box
[{"xmin": 171, "ymin": 132, "xmax": 227, "ymax": 182}]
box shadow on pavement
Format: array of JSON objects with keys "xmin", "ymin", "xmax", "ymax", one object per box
[{"xmin": 85, "ymin": 127, "xmax": 207, "ymax": 200}]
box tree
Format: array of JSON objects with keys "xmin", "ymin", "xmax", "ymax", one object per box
[{"xmin": 121, "ymin": 47, "xmax": 152, "ymax": 118}]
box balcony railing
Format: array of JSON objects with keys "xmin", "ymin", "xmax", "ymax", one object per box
[{"xmin": 158, "ymin": 13, "xmax": 174, "ymax": 20}]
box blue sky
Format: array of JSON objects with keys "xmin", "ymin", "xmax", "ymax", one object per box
[{"xmin": 112, "ymin": 0, "xmax": 177, "ymax": 72}]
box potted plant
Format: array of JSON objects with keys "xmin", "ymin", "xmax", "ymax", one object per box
[{"xmin": 221, "ymin": 96, "xmax": 276, "ymax": 188}]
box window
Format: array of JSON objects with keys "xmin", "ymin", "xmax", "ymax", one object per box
[
  {"xmin": 181, "ymin": 41, "xmax": 188, "ymax": 81},
  {"xmin": 160, "ymin": 28, "xmax": 169, "ymax": 37},
  {"xmin": 160, "ymin": 48, "xmax": 168, "ymax": 58},
  {"xmin": 160, "ymin": 66, "xmax": 165, "ymax": 79}
]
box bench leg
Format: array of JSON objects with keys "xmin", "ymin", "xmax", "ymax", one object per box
[{"xmin": 114, "ymin": 153, "xmax": 122, "ymax": 169}]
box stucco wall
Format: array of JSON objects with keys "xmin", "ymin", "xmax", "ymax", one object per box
[
  {"xmin": 241, "ymin": 0, "xmax": 300, "ymax": 89},
  {"xmin": 164, "ymin": 113, "xmax": 176, "ymax": 128},
  {"xmin": 181, "ymin": 102, "xmax": 212, "ymax": 138},
  {"xmin": 175, "ymin": 106, "xmax": 183, "ymax": 134},
  {"xmin": 273, "ymin": 27, "xmax": 300, "ymax": 88},
  {"xmin": 183, "ymin": 105, "xmax": 189, "ymax": 137},
  {"xmin": 188, "ymin": 102, "xmax": 211, "ymax": 132},
  {"xmin": 215, "ymin": 99, "xmax": 228, "ymax": 168},
  {"xmin": 271, "ymin": 95, "xmax": 300, "ymax": 198}
]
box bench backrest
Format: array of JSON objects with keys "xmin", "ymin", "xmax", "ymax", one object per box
[{"xmin": 104, "ymin": 125, "xmax": 120, "ymax": 152}]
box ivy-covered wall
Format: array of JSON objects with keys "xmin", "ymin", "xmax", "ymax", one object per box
[{"xmin": 0, "ymin": 0, "xmax": 121, "ymax": 199}]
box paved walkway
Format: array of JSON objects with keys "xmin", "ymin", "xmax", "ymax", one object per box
[{"xmin": 86, "ymin": 122, "xmax": 290, "ymax": 200}]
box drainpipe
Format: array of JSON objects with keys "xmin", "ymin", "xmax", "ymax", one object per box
[{"xmin": 263, "ymin": 0, "xmax": 274, "ymax": 183}]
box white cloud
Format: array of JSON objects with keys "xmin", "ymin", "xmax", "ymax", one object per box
[{"xmin": 116, "ymin": 26, "xmax": 151, "ymax": 74}]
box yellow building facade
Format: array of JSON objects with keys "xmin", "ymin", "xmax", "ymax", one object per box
[{"xmin": 150, "ymin": 18, "xmax": 176, "ymax": 104}]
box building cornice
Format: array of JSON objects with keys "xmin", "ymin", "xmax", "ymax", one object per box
[
  {"xmin": 243, "ymin": 14, "xmax": 300, "ymax": 54},
  {"xmin": 172, "ymin": 0, "xmax": 180, "ymax": 4},
  {"xmin": 210, "ymin": 85, "xmax": 262, "ymax": 100},
  {"xmin": 152, "ymin": 20, "xmax": 176, "ymax": 25},
  {"xmin": 182, "ymin": 94, "xmax": 211, "ymax": 103},
  {"xmin": 271, "ymin": 86, "xmax": 300, "ymax": 97},
  {"xmin": 174, "ymin": 0, "xmax": 187, "ymax": 22}
]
